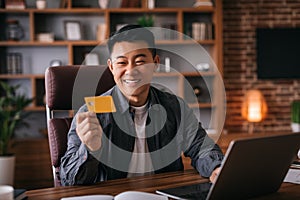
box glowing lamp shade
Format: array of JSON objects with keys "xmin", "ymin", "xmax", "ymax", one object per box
[{"xmin": 242, "ymin": 90, "xmax": 268, "ymax": 122}]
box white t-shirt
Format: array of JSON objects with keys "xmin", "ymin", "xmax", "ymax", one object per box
[{"xmin": 127, "ymin": 103, "xmax": 154, "ymax": 177}]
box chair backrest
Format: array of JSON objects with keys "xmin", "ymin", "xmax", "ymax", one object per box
[{"xmin": 45, "ymin": 65, "xmax": 115, "ymax": 187}]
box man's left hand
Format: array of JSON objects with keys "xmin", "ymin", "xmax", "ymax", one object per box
[{"xmin": 209, "ymin": 167, "xmax": 221, "ymax": 183}]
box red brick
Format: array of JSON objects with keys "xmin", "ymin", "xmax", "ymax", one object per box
[{"xmin": 223, "ymin": 0, "xmax": 300, "ymax": 133}]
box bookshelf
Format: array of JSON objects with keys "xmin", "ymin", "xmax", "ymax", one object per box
[{"xmin": 0, "ymin": 0, "xmax": 224, "ymax": 135}]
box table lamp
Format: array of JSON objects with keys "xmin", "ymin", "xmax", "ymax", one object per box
[{"xmin": 241, "ymin": 89, "xmax": 268, "ymax": 133}]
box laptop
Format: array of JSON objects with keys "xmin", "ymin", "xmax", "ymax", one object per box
[{"xmin": 156, "ymin": 132, "xmax": 300, "ymax": 200}]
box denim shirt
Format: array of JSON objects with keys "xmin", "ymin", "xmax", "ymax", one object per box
[{"xmin": 60, "ymin": 86, "xmax": 224, "ymax": 186}]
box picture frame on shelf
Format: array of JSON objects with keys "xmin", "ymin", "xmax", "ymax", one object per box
[
  {"xmin": 64, "ymin": 21, "xmax": 82, "ymax": 41},
  {"xmin": 84, "ymin": 53, "xmax": 100, "ymax": 66}
]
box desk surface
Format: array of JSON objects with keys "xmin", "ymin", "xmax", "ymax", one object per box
[{"xmin": 26, "ymin": 169, "xmax": 300, "ymax": 200}]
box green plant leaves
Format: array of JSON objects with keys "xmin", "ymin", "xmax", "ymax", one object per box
[
  {"xmin": 137, "ymin": 15, "xmax": 154, "ymax": 27},
  {"xmin": 0, "ymin": 81, "xmax": 33, "ymax": 155},
  {"xmin": 291, "ymin": 101, "xmax": 300, "ymax": 123}
]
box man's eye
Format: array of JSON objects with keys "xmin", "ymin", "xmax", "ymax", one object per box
[
  {"xmin": 136, "ymin": 60, "xmax": 145, "ymax": 65},
  {"xmin": 116, "ymin": 61, "xmax": 127, "ymax": 65}
]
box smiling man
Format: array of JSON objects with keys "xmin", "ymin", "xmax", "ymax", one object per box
[
  {"xmin": 108, "ymin": 40, "xmax": 158, "ymax": 107},
  {"xmin": 60, "ymin": 24, "xmax": 224, "ymax": 186}
]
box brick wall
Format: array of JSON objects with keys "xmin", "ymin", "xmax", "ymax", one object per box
[{"xmin": 223, "ymin": 0, "xmax": 300, "ymax": 133}]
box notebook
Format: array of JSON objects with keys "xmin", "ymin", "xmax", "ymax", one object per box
[{"xmin": 156, "ymin": 132, "xmax": 300, "ymax": 200}]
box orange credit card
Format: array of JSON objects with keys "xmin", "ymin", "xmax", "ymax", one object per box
[{"xmin": 84, "ymin": 96, "xmax": 116, "ymax": 113}]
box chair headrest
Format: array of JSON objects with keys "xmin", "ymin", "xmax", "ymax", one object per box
[{"xmin": 45, "ymin": 65, "xmax": 115, "ymax": 110}]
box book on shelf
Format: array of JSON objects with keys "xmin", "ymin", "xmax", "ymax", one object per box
[
  {"xmin": 161, "ymin": 23, "xmax": 178, "ymax": 40},
  {"xmin": 60, "ymin": 191, "xmax": 167, "ymax": 200},
  {"xmin": 36, "ymin": 33, "xmax": 54, "ymax": 42},
  {"xmin": 6, "ymin": 52, "xmax": 23, "ymax": 74},
  {"xmin": 192, "ymin": 22, "xmax": 214, "ymax": 40},
  {"xmin": 120, "ymin": 0, "xmax": 140, "ymax": 8},
  {"xmin": 96, "ymin": 23, "xmax": 107, "ymax": 41},
  {"xmin": 5, "ymin": 0, "xmax": 26, "ymax": 9},
  {"xmin": 60, "ymin": 0, "xmax": 68, "ymax": 8},
  {"xmin": 193, "ymin": 0, "xmax": 213, "ymax": 7}
]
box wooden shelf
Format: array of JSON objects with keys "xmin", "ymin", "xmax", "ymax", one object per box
[
  {"xmin": 25, "ymin": 106, "xmax": 45, "ymax": 111},
  {"xmin": 0, "ymin": 40, "xmax": 215, "ymax": 46},
  {"xmin": 0, "ymin": 74, "xmax": 44, "ymax": 79},
  {"xmin": 33, "ymin": 8, "xmax": 106, "ymax": 13},
  {"xmin": 0, "ymin": 7, "xmax": 214, "ymax": 13},
  {"xmin": 0, "ymin": 8, "xmax": 106, "ymax": 13},
  {"xmin": 181, "ymin": 71, "xmax": 216, "ymax": 76},
  {"xmin": 0, "ymin": 72, "xmax": 215, "ymax": 79},
  {"xmin": 0, "ymin": 41, "xmax": 103, "ymax": 46},
  {"xmin": 189, "ymin": 103, "xmax": 215, "ymax": 108}
]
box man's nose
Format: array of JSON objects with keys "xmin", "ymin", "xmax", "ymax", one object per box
[
  {"xmin": 125, "ymin": 63, "xmax": 138, "ymax": 75},
  {"xmin": 127, "ymin": 61, "xmax": 136, "ymax": 70}
]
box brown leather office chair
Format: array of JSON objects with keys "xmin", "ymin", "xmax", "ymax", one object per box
[{"xmin": 45, "ymin": 65, "xmax": 115, "ymax": 187}]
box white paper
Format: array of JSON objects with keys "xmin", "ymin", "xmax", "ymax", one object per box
[
  {"xmin": 283, "ymin": 168, "xmax": 300, "ymax": 184},
  {"xmin": 115, "ymin": 191, "xmax": 167, "ymax": 200},
  {"xmin": 61, "ymin": 195, "xmax": 113, "ymax": 200},
  {"xmin": 60, "ymin": 191, "xmax": 167, "ymax": 200}
]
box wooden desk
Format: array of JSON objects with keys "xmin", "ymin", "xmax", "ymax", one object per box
[{"xmin": 26, "ymin": 169, "xmax": 300, "ymax": 200}]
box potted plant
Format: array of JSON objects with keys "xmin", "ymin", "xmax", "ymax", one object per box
[
  {"xmin": 291, "ymin": 100, "xmax": 300, "ymax": 132},
  {"xmin": 137, "ymin": 15, "xmax": 154, "ymax": 27},
  {"xmin": 0, "ymin": 81, "xmax": 32, "ymax": 185}
]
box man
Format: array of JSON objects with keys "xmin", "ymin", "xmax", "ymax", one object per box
[{"xmin": 60, "ymin": 24, "xmax": 223, "ymax": 186}]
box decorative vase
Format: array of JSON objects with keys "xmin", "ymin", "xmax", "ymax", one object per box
[
  {"xmin": 291, "ymin": 122, "xmax": 300, "ymax": 132},
  {"xmin": 147, "ymin": 0, "xmax": 155, "ymax": 9},
  {"xmin": 6, "ymin": 19, "xmax": 24, "ymax": 41},
  {"xmin": 98, "ymin": 0, "xmax": 110, "ymax": 8},
  {"xmin": 291, "ymin": 122, "xmax": 300, "ymax": 159},
  {"xmin": 36, "ymin": 0, "xmax": 47, "ymax": 9},
  {"xmin": 0, "ymin": 155, "xmax": 15, "ymax": 186}
]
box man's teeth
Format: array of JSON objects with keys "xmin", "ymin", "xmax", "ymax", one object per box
[{"xmin": 125, "ymin": 80, "xmax": 139, "ymax": 83}]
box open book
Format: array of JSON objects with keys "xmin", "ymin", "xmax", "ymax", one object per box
[{"xmin": 61, "ymin": 191, "xmax": 167, "ymax": 200}]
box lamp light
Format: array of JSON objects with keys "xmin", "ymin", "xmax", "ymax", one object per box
[{"xmin": 241, "ymin": 90, "xmax": 268, "ymax": 133}]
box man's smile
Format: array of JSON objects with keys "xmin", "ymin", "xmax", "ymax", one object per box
[{"xmin": 123, "ymin": 79, "xmax": 141, "ymax": 86}]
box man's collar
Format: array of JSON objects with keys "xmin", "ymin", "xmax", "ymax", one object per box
[{"xmin": 111, "ymin": 86, "xmax": 160, "ymax": 114}]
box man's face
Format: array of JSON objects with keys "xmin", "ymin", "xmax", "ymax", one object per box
[{"xmin": 107, "ymin": 41, "xmax": 159, "ymax": 106}]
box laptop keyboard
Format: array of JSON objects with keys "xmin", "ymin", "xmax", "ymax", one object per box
[
  {"xmin": 156, "ymin": 182, "xmax": 212, "ymax": 200},
  {"xmin": 178, "ymin": 190, "xmax": 209, "ymax": 200}
]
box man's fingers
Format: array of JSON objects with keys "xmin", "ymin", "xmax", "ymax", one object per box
[
  {"xmin": 76, "ymin": 111, "xmax": 103, "ymax": 151},
  {"xmin": 209, "ymin": 167, "xmax": 221, "ymax": 183},
  {"xmin": 77, "ymin": 112, "xmax": 97, "ymax": 126},
  {"xmin": 76, "ymin": 112, "xmax": 87, "ymax": 124},
  {"xmin": 77, "ymin": 111, "xmax": 96, "ymax": 123}
]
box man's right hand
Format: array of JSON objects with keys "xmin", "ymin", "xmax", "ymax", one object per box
[{"xmin": 76, "ymin": 111, "xmax": 103, "ymax": 152}]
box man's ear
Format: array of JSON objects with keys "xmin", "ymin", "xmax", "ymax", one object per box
[
  {"xmin": 153, "ymin": 55, "xmax": 160, "ymax": 71},
  {"xmin": 107, "ymin": 59, "xmax": 114, "ymax": 73}
]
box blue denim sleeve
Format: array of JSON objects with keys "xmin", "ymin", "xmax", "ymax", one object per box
[
  {"xmin": 181, "ymin": 99, "xmax": 224, "ymax": 178},
  {"xmin": 195, "ymin": 143, "xmax": 224, "ymax": 177},
  {"xmin": 59, "ymin": 105, "xmax": 104, "ymax": 186}
]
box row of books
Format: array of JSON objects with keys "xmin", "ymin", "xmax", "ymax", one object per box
[
  {"xmin": 6, "ymin": 52, "xmax": 23, "ymax": 74},
  {"xmin": 193, "ymin": 0, "xmax": 214, "ymax": 8},
  {"xmin": 187, "ymin": 22, "xmax": 214, "ymax": 41},
  {"xmin": 115, "ymin": 23, "xmax": 214, "ymax": 41},
  {"xmin": 4, "ymin": 0, "xmax": 25, "ymax": 9}
]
